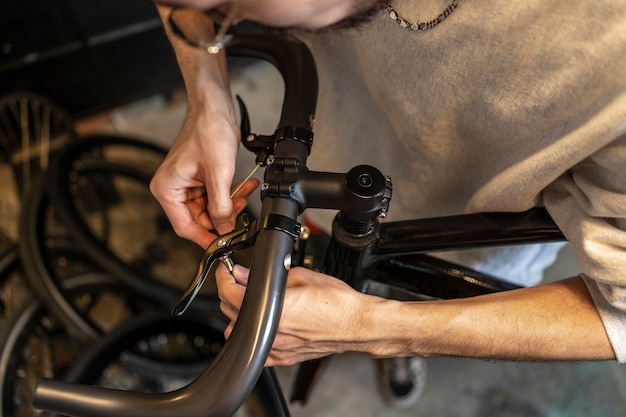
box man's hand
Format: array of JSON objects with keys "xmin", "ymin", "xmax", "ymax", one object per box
[
  {"xmin": 217, "ymin": 264, "xmax": 380, "ymax": 366},
  {"xmin": 150, "ymin": 109, "xmax": 259, "ymax": 249}
]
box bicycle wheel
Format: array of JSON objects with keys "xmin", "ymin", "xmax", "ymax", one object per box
[
  {"xmin": 64, "ymin": 312, "xmax": 290, "ymax": 417},
  {"xmin": 0, "ymin": 92, "xmax": 75, "ymax": 198},
  {"xmin": 45, "ymin": 135, "xmax": 213, "ymax": 311},
  {"xmin": 19, "ymin": 180, "xmax": 133, "ymax": 342},
  {"xmin": 20, "ymin": 135, "xmax": 219, "ymax": 341},
  {"xmin": 0, "ymin": 273, "xmax": 154, "ymax": 417}
]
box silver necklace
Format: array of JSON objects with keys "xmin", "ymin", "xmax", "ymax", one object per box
[{"xmin": 386, "ymin": 0, "xmax": 461, "ymax": 31}]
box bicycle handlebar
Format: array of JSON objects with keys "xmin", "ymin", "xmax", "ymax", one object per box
[
  {"xmin": 34, "ymin": 225, "xmax": 295, "ymax": 417},
  {"xmin": 230, "ymin": 35, "xmax": 317, "ymax": 131},
  {"xmin": 33, "ymin": 34, "xmax": 317, "ymax": 417}
]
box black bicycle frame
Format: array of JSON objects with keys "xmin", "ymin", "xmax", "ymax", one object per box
[{"xmin": 333, "ymin": 207, "xmax": 564, "ymax": 295}]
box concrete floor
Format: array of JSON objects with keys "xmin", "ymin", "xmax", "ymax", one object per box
[{"xmin": 68, "ymin": 61, "xmax": 625, "ymax": 417}]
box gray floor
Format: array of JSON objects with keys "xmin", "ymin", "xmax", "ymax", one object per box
[{"xmin": 70, "ymin": 62, "xmax": 625, "ymax": 417}]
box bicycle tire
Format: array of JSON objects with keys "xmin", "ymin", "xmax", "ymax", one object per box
[
  {"xmin": 18, "ymin": 180, "xmax": 133, "ymax": 342},
  {"xmin": 20, "ymin": 137, "xmax": 218, "ymax": 341},
  {"xmin": 62, "ymin": 312, "xmax": 290, "ymax": 417},
  {"xmin": 0, "ymin": 273, "xmax": 150, "ymax": 417},
  {"xmin": 45, "ymin": 135, "xmax": 215, "ymax": 312}
]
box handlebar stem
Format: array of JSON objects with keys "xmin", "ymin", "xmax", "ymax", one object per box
[{"xmin": 263, "ymin": 162, "xmax": 392, "ymax": 224}]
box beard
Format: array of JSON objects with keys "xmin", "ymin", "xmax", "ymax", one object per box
[
  {"xmin": 269, "ymin": 1, "xmax": 387, "ymax": 38},
  {"xmin": 322, "ymin": 1, "xmax": 387, "ymax": 31}
]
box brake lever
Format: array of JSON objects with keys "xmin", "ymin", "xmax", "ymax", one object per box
[
  {"xmin": 172, "ymin": 214, "xmax": 257, "ymax": 316},
  {"xmin": 237, "ymin": 95, "xmax": 275, "ymax": 165}
]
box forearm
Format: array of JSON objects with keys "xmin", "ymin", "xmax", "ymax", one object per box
[
  {"xmin": 363, "ymin": 276, "xmax": 615, "ymax": 361},
  {"xmin": 150, "ymin": 5, "xmax": 244, "ymax": 244},
  {"xmin": 156, "ymin": 4, "xmax": 232, "ymax": 114}
]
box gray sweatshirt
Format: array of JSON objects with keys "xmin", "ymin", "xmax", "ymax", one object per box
[{"xmin": 301, "ymin": 0, "xmax": 626, "ymax": 359}]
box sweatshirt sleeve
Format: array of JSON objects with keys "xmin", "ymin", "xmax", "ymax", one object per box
[{"xmin": 543, "ymin": 134, "xmax": 626, "ymax": 361}]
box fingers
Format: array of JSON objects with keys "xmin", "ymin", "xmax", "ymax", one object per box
[
  {"xmin": 206, "ymin": 181, "xmax": 236, "ymax": 235},
  {"xmin": 217, "ymin": 263, "xmax": 251, "ymax": 351},
  {"xmin": 207, "ymin": 177, "xmax": 260, "ymax": 235},
  {"xmin": 231, "ymin": 264, "xmax": 250, "ymax": 285},
  {"xmin": 151, "ymin": 165, "xmax": 259, "ymax": 248},
  {"xmin": 217, "ymin": 265, "xmax": 355, "ymax": 367},
  {"xmin": 150, "ymin": 172, "xmax": 218, "ymax": 249},
  {"xmin": 216, "ymin": 263, "xmax": 249, "ymax": 321}
]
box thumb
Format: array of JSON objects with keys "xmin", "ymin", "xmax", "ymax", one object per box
[
  {"xmin": 207, "ymin": 181, "xmax": 236, "ymax": 234},
  {"xmin": 232, "ymin": 265, "xmax": 250, "ymax": 286}
]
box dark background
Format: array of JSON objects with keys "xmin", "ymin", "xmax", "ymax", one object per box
[{"xmin": 1, "ymin": 0, "xmax": 184, "ymax": 118}]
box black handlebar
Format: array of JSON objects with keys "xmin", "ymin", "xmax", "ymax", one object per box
[
  {"xmin": 33, "ymin": 34, "xmax": 317, "ymax": 417},
  {"xmin": 34, "ymin": 225, "xmax": 296, "ymax": 417},
  {"xmin": 230, "ymin": 35, "xmax": 317, "ymax": 131}
]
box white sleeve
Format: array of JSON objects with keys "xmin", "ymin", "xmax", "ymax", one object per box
[
  {"xmin": 544, "ymin": 134, "xmax": 626, "ymax": 361},
  {"xmin": 582, "ymin": 276, "xmax": 626, "ymax": 362}
]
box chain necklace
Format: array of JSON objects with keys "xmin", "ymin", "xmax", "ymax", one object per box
[{"xmin": 386, "ymin": 0, "xmax": 461, "ymax": 31}]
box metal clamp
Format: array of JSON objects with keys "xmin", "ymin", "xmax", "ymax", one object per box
[{"xmin": 259, "ymin": 213, "xmax": 302, "ymax": 240}]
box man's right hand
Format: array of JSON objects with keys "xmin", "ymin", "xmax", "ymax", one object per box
[{"xmin": 150, "ymin": 108, "xmax": 259, "ymax": 249}]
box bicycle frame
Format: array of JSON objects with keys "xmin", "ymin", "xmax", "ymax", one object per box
[
  {"xmin": 331, "ymin": 207, "xmax": 563, "ymax": 295},
  {"xmin": 32, "ymin": 34, "xmax": 565, "ymax": 417}
]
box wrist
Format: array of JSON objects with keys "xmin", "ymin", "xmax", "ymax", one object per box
[
  {"xmin": 348, "ymin": 296, "xmax": 419, "ymax": 357},
  {"xmin": 186, "ymin": 86, "xmax": 236, "ymax": 124},
  {"xmin": 356, "ymin": 297, "xmax": 451, "ymax": 358}
]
